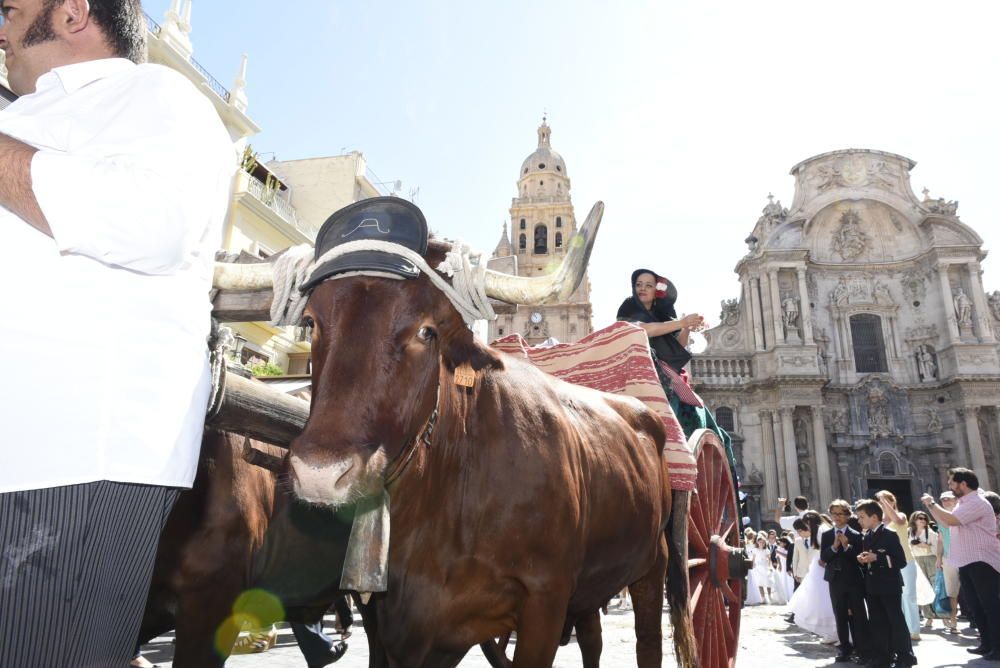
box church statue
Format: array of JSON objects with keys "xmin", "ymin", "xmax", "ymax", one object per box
[
  {"xmin": 989, "ymin": 290, "xmax": 1000, "ymax": 321},
  {"xmin": 720, "ymin": 298, "xmax": 740, "ymax": 326},
  {"xmin": 953, "ymin": 288, "xmax": 973, "ymax": 327},
  {"xmin": 831, "ymin": 409, "xmax": 849, "ymax": 434},
  {"xmin": 781, "ymin": 295, "xmax": 800, "ymax": 329},
  {"xmin": 915, "ymin": 344, "xmax": 937, "ymax": 382},
  {"xmin": 794, "ymin": 417, "xmax": 810, "ymax": 456}
]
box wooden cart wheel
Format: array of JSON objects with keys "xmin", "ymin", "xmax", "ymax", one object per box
[{"xmin": 684, "ymin": 429, "xmax": 749, "ymax": 668}]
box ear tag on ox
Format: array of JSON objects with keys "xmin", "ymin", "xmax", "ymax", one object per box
[{"xmin": 454, "ymin": 362, "xmax": 476, "ymax": 387}]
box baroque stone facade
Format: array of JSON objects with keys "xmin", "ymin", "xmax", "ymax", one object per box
[
  {"xmin": 692, "ymin": 149, "xmax": 1000, "ymax": 517},
  {"xmin": 487, "ymin": 119, "xmax": 593, "ymax": 344}
]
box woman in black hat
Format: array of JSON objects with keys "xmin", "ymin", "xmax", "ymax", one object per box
[{"xmin": 617, "ymin": 268, "xmax": 737, "ymax": 478}]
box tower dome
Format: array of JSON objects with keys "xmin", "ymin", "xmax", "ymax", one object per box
[{"xmin": 518, "ymin": 117, "xmax": 570, "ymax": 200}]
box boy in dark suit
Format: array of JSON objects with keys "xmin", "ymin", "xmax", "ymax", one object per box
[
  {"xmin": 856, "ymin": 499, "xmax": 917, "ymax": 668},
  {"xmin": 821, "ymin": 499, "xmax": 870, "ymax": 662}
]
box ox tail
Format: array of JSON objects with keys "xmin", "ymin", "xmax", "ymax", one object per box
[{"xmin": 665, "ymin": 491, "xmax": 697, "ymax": 668}]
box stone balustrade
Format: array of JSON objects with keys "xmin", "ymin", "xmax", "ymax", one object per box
[{"xmin": 689, "ymin": 356, "xmax": 754, "ymax": 385}]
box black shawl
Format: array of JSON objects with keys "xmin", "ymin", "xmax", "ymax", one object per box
[{"xmin": 615, "ymin": 268, "xmax": 691, "ymax": 372}]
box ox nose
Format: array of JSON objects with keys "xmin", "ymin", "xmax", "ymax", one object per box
[{"xmin": 288, "ymin": 451, "xmax": 363, "ymax": 507}]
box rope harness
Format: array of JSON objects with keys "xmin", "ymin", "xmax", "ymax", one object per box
[{"xmin": 268, "ymin": 241, "xmax": 497, "ymax": 327}]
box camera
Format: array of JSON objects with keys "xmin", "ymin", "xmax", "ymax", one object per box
[{"xmin": 910, "ymin": 538, "xmax": 921, "ymax": 546}]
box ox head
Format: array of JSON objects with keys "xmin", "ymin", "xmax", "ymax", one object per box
[{"xmin": 214, "ymin": 198, "xmax": 603, "ymax": 508}]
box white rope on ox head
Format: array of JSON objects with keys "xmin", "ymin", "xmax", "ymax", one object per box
[{"xmin": 268, "ymin": 241, "xmax": 497, "ymax": 327}]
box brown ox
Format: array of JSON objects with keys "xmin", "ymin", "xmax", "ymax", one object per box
[
  {"xmin": 138, "ymin": 431, "xmax": 365, "ymax": 667},
  {"xmin": 288, "ymin": 239, "xmax": 696, "ymax": 668}
]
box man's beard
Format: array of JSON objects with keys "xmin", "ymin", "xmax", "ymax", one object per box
[
  {"xmin": 22, "ymin": 0, "xmax": 60, "ymax": 48},
  {"xmin": 953, "ymin": 487, "xmax": 966, "ymax": 498}
]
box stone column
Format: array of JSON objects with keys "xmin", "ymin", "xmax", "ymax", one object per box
[
  {"xmin": 780, "ymin": 407, "xmax": 802, "ymax": 498},
  {"xmin": 759, "ymin": 410, "xmax": 778, "ymax": 508},
  {"xmin": 769, "ymin": 270, "xmax": 786, "ymax": 344},
  {"xmin": 796, "ymin": 267, "xmax": 814, "ymax": 344},
  {"xmin": 760, "ymin": 275, "xmax": 775, "ymax": 348},
  {"xmin": 811, "ymin": 406, "xmax": 832, "ymax": 507},
  {"xmin": 838, "ymin": 459, "xmax": 852, "ymax": 502},
  {"xmin": 747, "ymin": 278, "xmax": 765, "ymax": 351},
  {"xmin": 968, "ymin": 262, "xmax": 996, "ymax": 342},
  {"xmin": 960, "ymin": 407, "xmax": 990, "ymax": 484},
  {"xmin": 937, "ymin": 264, "xmax": 961, "ymax": 343},
  {"xmin": 772, "ymin": 410, "xmax": 788, "ymax": 497}
]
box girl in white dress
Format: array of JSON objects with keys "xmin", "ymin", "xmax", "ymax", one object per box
[
  {"xmin": 746, "ymin": 533, "xmax": 775, "ymax": 605},
  {"xmin": 771, "ymin": 536, "xmax": 796, "ymax": 605},
  {"xmin": 787, "ymin": 511, "xmax": 838, "ymax": 642}
]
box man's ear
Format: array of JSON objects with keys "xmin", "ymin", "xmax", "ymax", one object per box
[{"xmin": 58, "ymin": 0, "xmax": 92, "ymax": 35}]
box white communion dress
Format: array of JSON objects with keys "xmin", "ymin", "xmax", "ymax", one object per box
[{"xmin": 787, "ymin": 527, "xmax": 838, "ymax": 642}]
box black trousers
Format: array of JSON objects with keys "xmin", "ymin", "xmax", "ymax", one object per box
[
  {"xmin": 830, "ymin": 578, "xmax": 870, "ymax": 655},
  {"xmin": 865, "ymin": 587, "xmax": 912, "ymax": 662},
  {"xmin": 959, "ymin": 561, "xmax": 1000, "ymax": 651},
  {"xmin": 0, "ymin": 481, "xmax": 178, "ymax": 668}
]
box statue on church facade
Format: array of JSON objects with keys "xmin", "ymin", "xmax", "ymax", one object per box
[
  {"xmin": 915, "ymin": 344, "xmax": 938, "ymax": 382},
  {"xmin": 873, "ymin": 280, "xmax": 893, "ymax": 305},
  {"xmin": 720, "ymin": 298, "xmax": 740, "ymax": 326},
  {"xmin": 989, "ymin": 290, "xmax": 1000, "ymax": 321},
  {"xmin": 781, "ymin": 295, "xmax": 799, "ymax": 329},
  {"xmin": 953, "ymin": 288, "xmax": 973, "ymax": 328}
]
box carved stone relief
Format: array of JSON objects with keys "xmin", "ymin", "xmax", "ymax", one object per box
[
  {"xmin": 901, "ymin": 270, "xmax": 927, "ymax": 303},
  {"xmin": 830, "ymin": 209, "xmax": 870, "ymax": 261},
  {"xmin": 756, "ymin": 193, "xmax": 788, "ymax": 230},
  {"xmin": 926, "ymin": 408, "xmax": 943, "ymax": 434},
  {"xmin": 867, "ymin": 385, "xmax": 892, "ymax": 438}
]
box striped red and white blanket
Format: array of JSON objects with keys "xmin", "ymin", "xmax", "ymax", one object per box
[{"xmin": 491, "ymin": 321, "xmax": 697, "ymax": 491}]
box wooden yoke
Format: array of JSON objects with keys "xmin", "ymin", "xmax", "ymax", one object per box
[{"xmin": 205, "ymin": 371, "xmax": 309, "ymax": 448}]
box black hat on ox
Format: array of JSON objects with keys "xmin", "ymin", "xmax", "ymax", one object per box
[{"xmin": 299, "ymin": 196, "xmax": 429, "ymax": 293}]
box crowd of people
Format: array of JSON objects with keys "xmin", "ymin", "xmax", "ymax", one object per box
[{"xmin": 742, "ymin": 468, "xmax": 1000, "ymax": 668}]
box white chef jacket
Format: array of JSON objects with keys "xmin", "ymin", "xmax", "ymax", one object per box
[{"xmin": 0, "ymin": 59, "xmax": 235, "ymax": 492}]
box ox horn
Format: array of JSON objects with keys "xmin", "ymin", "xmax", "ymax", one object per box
[
  {"xmin": 483, "ymin": 201, "xmax": 604, "ymax": 305},
  {"xmin": 212, "ymin": 261, "xmax": 274, "ymax": 291}
]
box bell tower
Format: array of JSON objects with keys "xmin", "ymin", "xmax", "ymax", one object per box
[{"xmin": 487, "ymin": 117, "xmax": 593, "ymax": 344}]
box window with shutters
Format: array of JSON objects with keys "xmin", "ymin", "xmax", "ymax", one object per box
[{"xmin": 850, "ymin": 314, "xmax": 888, "ymax": 372}]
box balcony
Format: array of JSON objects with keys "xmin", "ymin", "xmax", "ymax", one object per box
[
  {"xmin": 690, "ymin": 356, "xmax": 753, "ymax": 386},
  {"xmin": 237, "ymin": 170, "xmax": 316, "ymax": 241},
  {"xmin": 143, "ymin": 11, "xmax": 233, "ymax": 104}
]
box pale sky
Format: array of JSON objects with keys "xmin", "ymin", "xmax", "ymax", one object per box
[{"xmin": 146, "ymin": 1, "xmax": 1000, "ymax": 343}]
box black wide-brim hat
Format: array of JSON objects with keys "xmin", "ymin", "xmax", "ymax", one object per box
[{"xmin": 300, "ymin": 196, "xmax": 429, "ymax": 293}]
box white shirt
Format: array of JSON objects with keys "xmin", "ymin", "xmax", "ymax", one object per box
[
  {"xmin": 779, "ymin": 509, "xmax": 807, "ymax": 531},
  {"xmin": 0, "ymin": 59, "xmax": 235, "ymax": 492}
]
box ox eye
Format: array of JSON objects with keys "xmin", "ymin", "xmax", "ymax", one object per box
[
  {"xmin": 417, "ymin": 326, "xmax": 437, "ymax": 343},
  {"xmin": 301, "ymin": 315, "xmax": 315, "ymax": 329}
]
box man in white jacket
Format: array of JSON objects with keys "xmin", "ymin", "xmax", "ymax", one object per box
[{"xmin": 0, "ymin": 2, "xmax": 233, "ymax": 666}]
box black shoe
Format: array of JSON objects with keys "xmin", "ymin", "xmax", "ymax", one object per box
[
  {"xmin": 307, "ymin": 641, "xmax": 348, "ymax": 668},
  {"xmin": 835, "ymin": 652, "xmax": 853, "ymax": 662},
  {"xmin": 969, "ymin": 646, "xmax": 992, "ymax": 655},
  {"xmin": 785, "ymin": 613, "xmax": 795, "ymax": 623}
]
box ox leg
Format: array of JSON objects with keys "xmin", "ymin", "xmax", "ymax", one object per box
[
  {"xmin": 357, "ymin": 594, "xmax": 390, "ymax": 668},
  {"xmin": 575, "ymin": 611, "xmax": 603, "ymax": 668},
  {"xmin": 510, "ymin": 593, "xmax": 569, "ymax": 667},
  {"xmin": 172, "ymin": 577, "xmax": 244, "ymax": 668},
  {"xmin": 628, "ymin": 535, "xmax": 668, "ymax": 668}
]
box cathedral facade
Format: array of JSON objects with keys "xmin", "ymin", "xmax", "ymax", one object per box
[
  {"xmin": 692, "ymin": 149, "xmax": 1000, "ymax": 519},
  {"xmin": 487, "ymin": 120, "xmax": 593, "ymax": 344}
]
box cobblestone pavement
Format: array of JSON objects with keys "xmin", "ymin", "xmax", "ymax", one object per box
[{"xmin": 141, "ymin": 603, "xmax": 990, "ymax": 667}]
